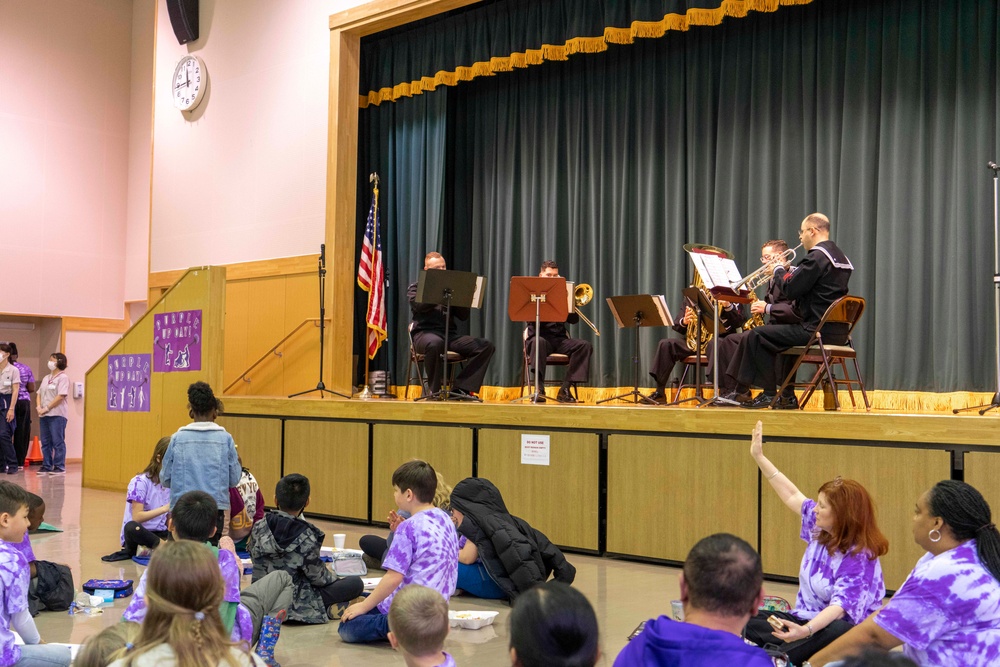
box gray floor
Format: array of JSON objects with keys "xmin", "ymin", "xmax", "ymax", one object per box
[{"xmin": 26, "ymin": 464, "xmax": 799, "ymax": 665}]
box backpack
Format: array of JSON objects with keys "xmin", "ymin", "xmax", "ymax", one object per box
[{"xmin": 28, "ymin": 560, "xmax": 74, "ymax": 615}]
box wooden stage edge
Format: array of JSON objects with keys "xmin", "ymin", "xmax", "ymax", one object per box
[{"xmin": 222, "ymin": 394, "xmax": 1000, "ymax": 449}]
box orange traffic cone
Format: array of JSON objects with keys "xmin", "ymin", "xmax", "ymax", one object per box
[{"xmin": 25, "ymin": 437, "xmax": 42, "ymax": 465}]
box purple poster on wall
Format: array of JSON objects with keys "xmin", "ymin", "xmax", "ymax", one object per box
[
  {"xmin": 153, "ymin": 309, "xmax": 202, "ymax": 372},
  {"xmin": 107, "ymin": 354, "xmax": 151, "ymax": 412}
]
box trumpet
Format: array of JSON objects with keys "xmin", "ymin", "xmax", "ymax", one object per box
[
  {"xmin": 735, "ymin": 243, "xmax": 802, "ymax": 292},
  {"xmin": 567, "ymin": 282, "xmax": 601, "ymax": 336}
]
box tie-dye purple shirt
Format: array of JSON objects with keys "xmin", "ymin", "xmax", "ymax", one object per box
[
  {"xmin": 0, "ymin": 534, "xmax": 34, "ymax": 564},
  {"xmin": 875, "ymin": 540, "xmax": 1000, "ymax": 666},
  {"xmin": 0, "ymin": 542, "xmax": 29, "ymax": 664},
  {"xmin": 438, "ymin": 652, "xmax": 456, "ymax": 667},
  {"xmin": 120, "ymin": 474, "xmax": 171, "ymax": 544},
  {"xmin": 378, "ymin": 507, "xmax": 459, "ymax": 614},
  {"xmin": 794, "ymin": 498, "xmax": 885, "ymax": 624},
  {"xmin": 122, "ymin": 544, "xmax": 247, "ymax": 641}
]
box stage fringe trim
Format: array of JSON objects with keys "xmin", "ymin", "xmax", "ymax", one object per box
[
  {"xmin": 359, "ymin": 0, "xmax": 815, "ymax": 109},
  {"xmin": 385, "ymin": 386, "xmax": 998, "ymax": 414}
]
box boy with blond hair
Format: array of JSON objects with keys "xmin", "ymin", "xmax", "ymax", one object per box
[
  {"xmin": 339, "ymin": 460, "xmax": 459, "ymax": 643},
  {"xmin": 388, "ymin": 584, "xmax": 454, "ymax": 666}
]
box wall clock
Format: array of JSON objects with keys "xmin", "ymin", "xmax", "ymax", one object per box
[{"xmin": 172, "ymin": 55, "xmax": 207, "ymax": 112}]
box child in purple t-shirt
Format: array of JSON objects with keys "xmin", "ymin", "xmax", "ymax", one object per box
[
  {"xmin": 0, "ymin": 482, "xmax": 71, "ymax": 666},
  {"xmin": 339, "ymin": 461, "xmax": 459, "ymax": 644}
]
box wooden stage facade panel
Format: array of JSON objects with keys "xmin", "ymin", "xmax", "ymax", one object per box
[
  {"xmin": 199, "ymin": 397, "xmax": 1000, "ymax": 579},
  {"xmin": 478, "ymin": 429, "xmax": 600, "ymax": 551},
  {"xmin": 607, "ymin": 434, "xmax": 758, "ymax": 562}
]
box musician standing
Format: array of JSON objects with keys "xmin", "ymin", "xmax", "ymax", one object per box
[
  {"xmin": 716, "ymin": 240, "xmax": 802, "ymax": 408},
  {"xmin": 647, "ymin": 292, "xmax": 744, "ymax": 404},
  {"xmin": 408, "ymin": 252, "xmax": 495, "ymax": 398},
  {"xmin": 525, "ymin": 260, "xmax": 593, "ymax": 403},
  {"xmin": 731, "ymin": 213, "xmax": 854, "ymax": 409}
]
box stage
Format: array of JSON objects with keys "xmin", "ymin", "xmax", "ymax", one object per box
[{"xmin": 208, "ymin": 392, "xmax": 1000, "ymax": 588}]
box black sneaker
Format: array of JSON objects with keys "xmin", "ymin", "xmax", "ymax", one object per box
[
  {"xmin": 101, "ymin": 549, "xmax": 133, "ymax": 562},
  {"xmin": 741, "ymin": 393, "xmax": 777, "ymax": 409}
]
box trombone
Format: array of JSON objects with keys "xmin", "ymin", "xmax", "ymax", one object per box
[
  {"xmin": 735, "ymin": 243, "xmax": 802, "ymax": 292},
  {"xmin": 566, "ymin": 282, "xmax": 601, "ymax": 336}
]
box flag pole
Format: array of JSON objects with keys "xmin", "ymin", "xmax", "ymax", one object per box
[{"xmin": 359, "ymin": 174, "xmax": 380, "ymax": 400}]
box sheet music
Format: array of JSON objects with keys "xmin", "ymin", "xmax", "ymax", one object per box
[
  {"xmin": 653, "ymin": 295, "xmax": 674, "ymax": 327},
  {"xmin": 566, "ymin": 281, "xmax": 576, "ymax": 312},
  {"xmin": 471, "ymin": 276, "xmax": 486, "ymax": 308},
  {"xmin": 688, "ymin": 252, "xmax": 744, "ymax": 289}
]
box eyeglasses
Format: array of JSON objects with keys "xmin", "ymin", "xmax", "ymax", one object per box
[{"xmin": 799, "ymin": 227, "xmax": 816, "ymax": 237}]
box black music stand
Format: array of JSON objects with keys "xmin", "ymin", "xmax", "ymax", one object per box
[
  {"xmin": 413, "ymin": 269, "xmax": 484, "ymax": 402},
  {"xmin": 508, "ymin": 277, "xmax": 569, "ymax": 404},
  {"xmin": 671, "ymin": 287, "xmax": 716, "ymax": 406},
  {"xmin": 598, "ymin": 295, "xmax": 673, "ymax": 405}
]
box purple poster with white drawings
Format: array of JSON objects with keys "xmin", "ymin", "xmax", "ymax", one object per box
[
  {"xmin": 107, "ymin": 354, "xmax": 150, "ymax": 412},
  {"xmin": 153, "ymin": 309, "xmax": 202, "ymax": 372}
]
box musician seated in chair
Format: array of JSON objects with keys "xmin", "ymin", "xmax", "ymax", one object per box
[
  {"xmin": 525, "ymin": 260, "xmax": 593, "ymax": 403},
  {"xmin": 728, "ymin": 213, "xmax": 854, "ymax": 409},
  {"xmin": 716, "ymin": 239, "xmax": 802, "ymax": 409},
  {"xmin": 647, "ymin": 291, "xmax": 744, "ymax": 405},
  {"xmin": 408, "ymin": 252, "xmax": 495, "ymax": 398}
]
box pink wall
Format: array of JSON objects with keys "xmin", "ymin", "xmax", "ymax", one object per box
[{"xmin": 0, "ymin": 0, "xmax": 134, "ymax": 319}]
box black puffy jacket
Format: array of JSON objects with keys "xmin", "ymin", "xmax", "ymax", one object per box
[{"xmin": 449, "ymin": 478, "xmax": 576, "ymax": 601}]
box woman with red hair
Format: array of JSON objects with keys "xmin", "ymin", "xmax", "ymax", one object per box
[{"xmin": 743, "ymin": 421, "xmax": 888, "ymax": 664}]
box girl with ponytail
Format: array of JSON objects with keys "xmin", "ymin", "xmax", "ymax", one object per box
[
  {"xmin": 110, "ymin": 541, "xmax": 264, "ymax": 667},
  {"xmin": 809, "ymin": 480, "xmax": 1000, "ymax": 667}
]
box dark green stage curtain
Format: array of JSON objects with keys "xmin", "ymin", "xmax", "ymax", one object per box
[
  {"xmin": 354, "ymin": 90, "xmax": 449, "ymax": 385},
  {"xmin": 358, "ymin": 0, "xmax": 1000, "ymax": 392},
  {"xmin": 360, "ymin": 0, "xmax": 752, "ymax": 96}
]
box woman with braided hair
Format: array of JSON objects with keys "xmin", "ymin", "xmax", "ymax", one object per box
[
  {"xmin": 810, "ymin": 480, "xmax": 1000, "ymax": 667},
  {"xmin": 109, "ymin": 540, "xmax": 265, "ymax": 667}
]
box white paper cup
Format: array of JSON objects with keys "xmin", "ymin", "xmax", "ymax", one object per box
[{"xmin": 333, "ymin": 533, "xmax": 346, "ymax": 549}]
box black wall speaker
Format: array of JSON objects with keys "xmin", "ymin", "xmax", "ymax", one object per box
[{"xmin": 166, "ymin": 0, "xmax": 199, "ymax": 45}]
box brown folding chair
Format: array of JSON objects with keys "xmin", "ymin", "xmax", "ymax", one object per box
[
  {"xmin": 404, "ymin": 322, "xmax": 466, "ymax": 399},
  {"xmin": 771, "ymin": 295, "xmax": 871, "ymax": 411},
  {"xmin": 669, "ymin": 355, "xmax": 708, "ymax": 404},
  {"xmin": 520, "ymin": 328, "xmax": 579, "ymax": 399}
]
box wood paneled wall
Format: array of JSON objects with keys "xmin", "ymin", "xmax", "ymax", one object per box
[{"xmin": 83, "ymin": 267, "xmax": 226, "ymax": 491}]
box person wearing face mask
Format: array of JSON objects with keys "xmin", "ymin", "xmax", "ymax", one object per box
[
  {"xmin": 36, "ymin": 353, "xmax": 69, "ymax": 474},
  {"xmin": 743, "ymin": 421, "xmax": 888, "ymax": 665},
  {"xmin": 0, "ymin": 344, "xmax": 21, "ymax": 475},
  {"xmin": 6, "ymin": 344, "xmax": 34, "ymax": 471}
]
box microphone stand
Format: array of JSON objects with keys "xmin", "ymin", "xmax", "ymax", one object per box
[
  {"xmin": 289, "ymin": 243, "xmax": 350, "ymax": 399},
  {"xmin": 955, "ymin": 162, "xmax": 1000, "ymax": 414}
]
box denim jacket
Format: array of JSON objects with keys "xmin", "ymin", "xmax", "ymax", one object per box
[{"xmin": 161, "ymin": 422, "xmax": 241, "ymax": 510}]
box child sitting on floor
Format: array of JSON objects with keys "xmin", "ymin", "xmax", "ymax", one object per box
[
  {"xmin": 73, "ymin": 621, "xmax": 140, "ymax": 667},
  {"xmin": 0, "ymin": 482, "xmax": 71, "ymax": 665},
  {"xmin": 338, "ymin": 460, "xmax": 459, "ymax": 644},
  {"xmin": 123, "ymin": 491, "xmax": 292, "ymax": 652},
  {"xmin": 249, "ymin": 474, "xmax": 363, "ymax": 624},
  {"xmin": 229, "ymin": 457, "xmax": 265, "ymax": 551},
  {"xmin": 103, "ymin": 437, "xmax": 171, "ymax": 562},
  {"xmin": 388, "ymin": 584, "xmax": 454, "ymax": 667},
  {"xmin": 108, "ymin": 541, "xmax": 266, "ymax": 667},
  {"xmin": 359, "ymin": 471, "xmax": 452, "ymax": 571}
]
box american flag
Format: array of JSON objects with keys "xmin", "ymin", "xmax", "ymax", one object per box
[{"xmin": 358, "ymin": 187, "xmax": 387, "ymax": 359}]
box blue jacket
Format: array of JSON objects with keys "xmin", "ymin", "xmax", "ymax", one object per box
[
  {"xmin": 161, "ymin": 422, "xmax": 241, "ymax": 510},
  {"xmin": 613, "ymin": 616, "xmax": 773, "ymax": 667}
]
